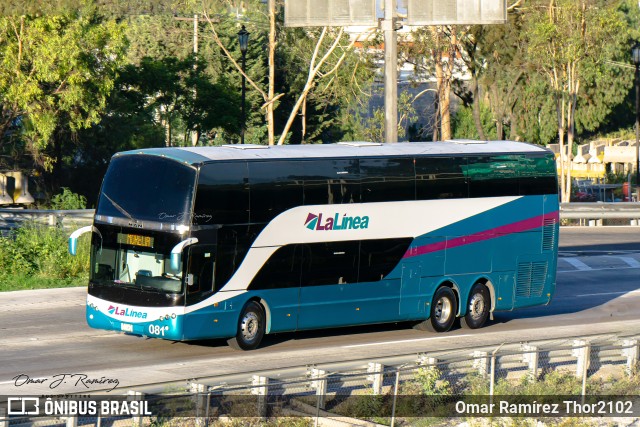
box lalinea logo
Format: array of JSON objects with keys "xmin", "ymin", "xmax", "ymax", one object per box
[
  {"xmin": 305, "ymin": 212, "xmax": 370, "ymax": 231},
  {"xmin": 108, "ymin": 305, "xmax": 148, "ymax": 319}
]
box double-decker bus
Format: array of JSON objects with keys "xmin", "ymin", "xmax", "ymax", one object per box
[{"xmin": 69, "ymin": 140, "xmax": 558, "ymax": 350}]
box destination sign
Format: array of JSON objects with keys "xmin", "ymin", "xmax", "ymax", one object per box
[{"xmin": 117, "ymin": 233, "xmax": 154, "ymax": 248}]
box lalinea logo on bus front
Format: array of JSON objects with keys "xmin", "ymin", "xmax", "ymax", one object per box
[
  {"xmin": 108, "ymin": 305, "xmax": 148, "ymax": 319},
  {"xmin": 305, "ymin": 212, "xmax": 370, "ymax": 231}
]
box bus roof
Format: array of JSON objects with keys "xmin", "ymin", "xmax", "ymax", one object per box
[{"xmin": 118, "ymin": 140, "xmax": 551, "ymax": 165}]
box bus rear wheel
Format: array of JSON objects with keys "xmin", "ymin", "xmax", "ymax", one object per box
[
  {"xmin": 460, "ymin": 283, "xmax": 490, "ymax": 329},
  {"xmin": 415, "ymin": 286, "xmax": 457, "ymax": 332},
  {"xmin": 228, "ymin": 301, "xmax": 265, "ymax": 351}
]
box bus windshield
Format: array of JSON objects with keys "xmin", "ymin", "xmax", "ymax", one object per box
[
  {"xmin": 91, "ymin": 239, "xmax": 183, "ymax": 293},
  {"xmin": 97, "ymin": 155, "xmax": 196, "ymax": 225}
]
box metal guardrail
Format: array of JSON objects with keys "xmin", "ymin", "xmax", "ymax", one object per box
[
  {"xmin": 0, "ymin": 208, "xmax": 94, "ymax": 234},
  {"xmin": 560, "ymin": 202, "xmax": 640, "ymax": 220}
]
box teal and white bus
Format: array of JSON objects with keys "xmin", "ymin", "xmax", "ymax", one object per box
[{"xmin": 69, "ymin": 140, "xmax": 558, "ymax": 350}]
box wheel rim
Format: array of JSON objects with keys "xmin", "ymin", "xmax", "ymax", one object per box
[
  {"xmin": 240, "ymin": 311, "xmax": 260, "ymax": 342},
  {"xmin": 468, "ymin": 293, "xmax": 486, "ymax": 320},
  {"xmin": 434, "ymin": 297, "xmax": 452, "ymax": 325}
]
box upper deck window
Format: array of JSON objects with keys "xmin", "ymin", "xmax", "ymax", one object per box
[{"xmin": 97, "ymin": 155, "xmax": 196, "ymax": 224}]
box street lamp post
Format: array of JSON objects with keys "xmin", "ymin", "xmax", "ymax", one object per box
[{"xmin": 237, "ymin": 25, "xmax": 250, "ymax": 145}]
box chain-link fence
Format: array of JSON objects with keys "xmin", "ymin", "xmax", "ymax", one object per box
[{"xmin": 3, "ymin": 334, "xmax": 639, "ymax": 427}]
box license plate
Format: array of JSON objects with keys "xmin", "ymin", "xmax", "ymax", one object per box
[{"xmin": 120, "ymin": 323, "xmax": 133, "ymax": 332}]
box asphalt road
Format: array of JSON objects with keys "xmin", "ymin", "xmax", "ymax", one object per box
[{"xmin": 1, "ymin": 226, "xmax": 639, "ymax": 395}]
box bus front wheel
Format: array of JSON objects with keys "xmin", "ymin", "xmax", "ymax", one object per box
[
  {"xmin": 416, "ymin": 286, "xmax": 457, "ymax": 333},
  {"xmin": 228, "ymin": 301, "xmax": 265, "ymax": 351},
  {"xmin": 460, "ymin": 283, "xmax": 490, "ymax": 329}
]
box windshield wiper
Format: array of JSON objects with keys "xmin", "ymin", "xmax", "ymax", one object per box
[{"xmin": 103, "ymin": 193, "xmax": 135, "ymax": 221}]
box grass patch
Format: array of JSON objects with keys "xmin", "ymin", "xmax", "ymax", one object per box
[
  {"xmin": 0, "ymin": 222, "xmax": 90, "ymax": 292},
  {"xmin": 0, "ymin": 275, "xmax": 86, "ymax": 292}
]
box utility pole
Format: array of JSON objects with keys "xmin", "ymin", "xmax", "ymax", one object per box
[
  {"xmin": 267, "ymin": 0, "xmax": 276, "ymax": 146},
  {"xmin": 174, "ymin": 14, "xmax": 202, "ymax": 146},
  {"xmin": 383, "ymin": 0, "xmax": 398, "ymax": 143},
  {"xmin": 192, "ymin": 14, "xmax": 199, "ymax": 146}
]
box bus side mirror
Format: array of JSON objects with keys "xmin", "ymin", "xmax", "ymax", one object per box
[
  {"xmin": 170, "ymin": 238, "xmax": 199, "ymax": 271},
  {"xmin": 68, "ymin": 226, "xmax": 101, "ymax": 256}
]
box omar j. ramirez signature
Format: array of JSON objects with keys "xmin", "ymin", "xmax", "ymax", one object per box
[{"xmin": 12, "ymin": 373, "xmax": 120, "ymax": 392}]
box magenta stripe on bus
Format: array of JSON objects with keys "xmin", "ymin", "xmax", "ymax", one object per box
[{"xmin": 403, "ymin": 210, "xmax": 559, "ymax": 259}]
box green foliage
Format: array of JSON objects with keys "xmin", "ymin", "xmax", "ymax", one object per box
[
  {"xmin": 345, "ymin": 91, "xmax": 417, "ymax": 143},
  {"xmin": 0, "ymin": 0, "xmax": 181, "ymax": 16},
  {"xmin": 276, "ymin": 25, "xmax": 377, "ymax": 144},
  {"xmin": 0, "ymin": 223, "xmax": 89, "ymax": 291},
  {"xmin": 49, "ymin": 187, "xmax": 87, "ymax": 210},
  {"xmin": 116, "ymin": 54, "xmax": 240, "ymax": 146},
  {"xmin": 0, "ymin": 6, "xmax": 127, "ymax": 170},
  {"xmin": 412, "ymin": 366, "xmax": 452, "ymax": 396},
  {"xmin": 607, "ymin": 370, "xmax": 640, "ymax": 395},
  {"xmin": 464, "ymin": 369, "xmax": 591, "ymax": 397},
  {"xmin": 452, "ymin": 104, "xmax": 498, "ymax": 140},
  {"xmin": 526, "ymin": 0, "xmax": 631, "ymax": 137},
  {"xmin": 394, "ymin": 366, "xmax": 452, "ymax": 419}
]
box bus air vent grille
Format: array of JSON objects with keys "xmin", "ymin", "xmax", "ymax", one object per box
[
  {"xmin": 516, "ymin": 261, "xmax": 547, "ymax": 298},
  {"xmin": 542, "ymin": 219, "xmax": 556, "ymax": 251}
]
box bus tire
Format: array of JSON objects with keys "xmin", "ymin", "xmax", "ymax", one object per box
[
  {"xmin": 460, "ymin": 283, "xmax": 490, "ymax": 330},
  {"xmin": 416, "ymin": 286, "xmax": 457, "ymax": 333},
  {"xmin": 227, "ymin": 301, "xmax": 265, "ymax": 351}
]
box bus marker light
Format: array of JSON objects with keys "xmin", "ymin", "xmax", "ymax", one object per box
[
  {"xmin": 171, "ymin": 313, "xmax": 176, "ymax": 319},
  {"xmin": 214, "ymin": 319, "xmax": 218, "ymax": 323},
  {"xmin": 214, "ymin": 303, "xmax": 219, "ymax": 307}
]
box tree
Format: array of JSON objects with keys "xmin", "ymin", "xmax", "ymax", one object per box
[
  {"xmin": 202, "ymin": 0, "xmax": 377, "ymax": 145},
  {"xmin": 526, "ymin": 0, "xmax": 630, "ymax": 202},
  {"xmin": 400, "ymin": 26, "xmax": 464, "ymax": 141},
  {"xmin": 116, "ymin": 55, "xmax": 239, "ymax": 146},
  {"xmin": 0, "ymin": 8, "xmax": 126, "ymax": 174}
]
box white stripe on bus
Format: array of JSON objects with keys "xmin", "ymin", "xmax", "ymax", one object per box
[{"xmin": 186, "ymin": 197, "xmax": 521, "ymax": 314}]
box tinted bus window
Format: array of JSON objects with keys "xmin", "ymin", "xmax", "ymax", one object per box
[
  {"xmin": 359, "ymin": 238, "xmax": 412, "ymax": 282},
  {"xmin": 518, "ymin": 154, "xmax": 558, "ymax": 195},
  {"xmin": 302, "ymin": 241, "xmax": 359, "ymax": 286},
  {"xmin": 415, "ymin": 157, "xmax": 467, "ymax": 200},
  {"xmin": 97, "ymin": 155, "xmax": 196, "ymax": 224},
  {"xmin": 467, "ymin": 155, "xmax": 520, "ymax": 198},
  {"xmin": 195, "ymin": 163, "xmax": 249, "ymax": 225},
  {"xmin": 360, "ymin": 158, "xmax": 415, "ymax": 203},
  {"xmin": 298, "ymin": 159, "xmax": 360, "ymax": 205},
  {"xmin": 249, "ymin": 245, "xmax": 301, "ymax": 290},
  {"xmin": 215, "ymin": 225, "xmax": 258, "ymax": 288},
  {"xmin": 248, "ymin": 161, "xmax": 304, "ymax": 223}
]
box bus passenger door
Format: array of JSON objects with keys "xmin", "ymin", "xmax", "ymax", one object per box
[
  {"xmin": 298, "ymin": 242, "xmax": 360, "ymax": 329},
  {"xmin": 183, "ymin": 245, "xmax": 217, "ymax": 339},
  {"xmin": 400, "ymin": 261, "xmax": 422, "ymax": 317}
]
